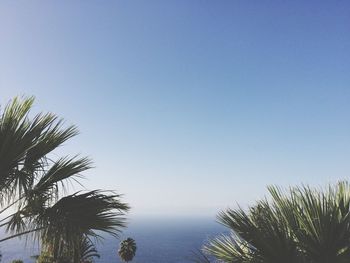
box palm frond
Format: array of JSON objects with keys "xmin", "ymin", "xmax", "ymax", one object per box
[
  {"xmin": 80, "ymin": 236, "xmax": 100, "ymax": 261},
  {"xmin": 32, "ymin": 156, "xmax": 92, "ymax": 200},
  {"xmin": 36, "ymin": 191, "xmax": 129, "ymax": 260},
  {"xmin": 270, "ymin": 182, "xmax": 350, "ymax": 263},
  {"xmin": 0, "ymin": 96, "xmax": 78, "ymax": 203},
  {"xmin": 204, "ymin": 233, "xmax": 252, "ymax": 263}
]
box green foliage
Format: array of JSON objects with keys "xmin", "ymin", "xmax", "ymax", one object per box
[
  {"xmin": 202, "ymin": 181, "xmax": 350, "ymax": 263},
  {"xmin": 11, "ymin": 260, "xmax": 23, "ymax": 263},
  {"xmin": 118, "ymin": 238, "xmax": 137, "ymax": 262},
  {"xmin": 0, "ymin": 97, "xmax": 130, "ymax": 263}
]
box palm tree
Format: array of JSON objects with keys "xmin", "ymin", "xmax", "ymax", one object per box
[
  {"xmin": 118, "ymin": 238, "xmax": 137, "ymax": 262},
  {"xmin": 201, "ymin": 181, "xmax": 350, "ymax": 263},
  {"xmin": 0, "ymin": 96, "xmax": 130, "ymax": 262}
]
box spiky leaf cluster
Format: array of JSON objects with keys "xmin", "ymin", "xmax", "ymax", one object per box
[{"xmin": 202, "ymin": 182, "xmax": 350, "ymax": 263}]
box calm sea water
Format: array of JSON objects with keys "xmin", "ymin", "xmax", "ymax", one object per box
[{"xmin": 0, "ymin": 217, "xmax": 226, "ymax": 263}]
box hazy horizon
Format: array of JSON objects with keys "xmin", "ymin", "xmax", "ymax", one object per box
[{"xmin": 1, "ymin": 1, "xmax": 350, "ymax": 216}]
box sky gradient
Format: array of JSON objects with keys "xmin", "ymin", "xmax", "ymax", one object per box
[{"xmin": 1, "ymin": 1, "xmax": 350, "ymax": 216}]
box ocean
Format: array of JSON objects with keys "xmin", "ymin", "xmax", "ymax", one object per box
[{"xmin": 0, "ymin": 217, "xmax": 226, "ymax": 263}]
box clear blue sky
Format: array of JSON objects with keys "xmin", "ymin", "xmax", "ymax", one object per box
[{"xmin": 1, "ymin": 1, "xmax": 350, "ymax": 217}]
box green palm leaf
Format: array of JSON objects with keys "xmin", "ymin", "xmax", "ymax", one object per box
[{"xmin": 204, "ymin": 182, "xmax": 350, "ymax": 263}]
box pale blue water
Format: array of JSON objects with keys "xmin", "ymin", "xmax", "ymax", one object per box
[{"xmin": 0, "ymin": 217, "xmax": 225, "ymax": 263}]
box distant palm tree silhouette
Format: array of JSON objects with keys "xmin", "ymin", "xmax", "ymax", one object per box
[{"xmin": 118, "ymin": 238, "xmax": 137, "ymax": 262}]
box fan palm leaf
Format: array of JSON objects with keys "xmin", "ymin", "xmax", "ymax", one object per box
[
  {"xmin": 0, "ymin": 97, "xmax": 77, "ymax": 199},
  {"xmin": 204, "ymin": 200, "xmax": 301, "ymax": 263},
  {"xmin": 36, "ymin": 190, "xmax": 129, "ymax": 260},
  {"xmin": 204, "ymin": 182, "xmax": 350, "ymax": 263},
  {"xmin": 270, "ymin": 182, "xmax": 350, "ymax": 263}
]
